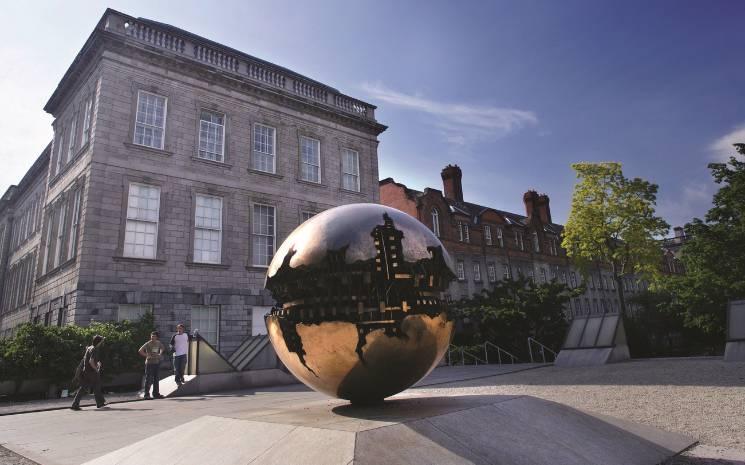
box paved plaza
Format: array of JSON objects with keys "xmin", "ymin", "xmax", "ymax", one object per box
[{"xmin": 0, "ymin": 359, "xmax": 743, "ymax": 464}]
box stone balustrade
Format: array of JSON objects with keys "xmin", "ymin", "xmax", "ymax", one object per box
[{"xmin": 109, "ymin": 12, "xmax": 376, "ymax": 121}]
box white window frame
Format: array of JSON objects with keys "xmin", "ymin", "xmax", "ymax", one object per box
[
  {"xmin": 54, "ymin": 128, "xmax": 65, "ymax": 175},
  {"xmin": 191, "ymin": 305, "xmax": 220, "ymax": 347},
  {"xmin": 252, "ymin": 123, "xmax": 276, "ymax": 173},
  {"xmin": 67, "ymin": 114, "xmax": 78, "ymax": 162},
  {"xmin": 117, "ymin": 304, "xmax": 152, "ymax": 322},
  {"xmin": 198, "ymin": 110, "xmax": 226, "ymax": 162},
  {"xmin": 67, "ymin": 189, "xmax": 81, "ymax": 260},
  {"xmin": 193, "ymin": 194, "xmax": 223, "ymax": 264},
  {"xmin": 431, "ymin": 208, "xmax": 440, "ymax": 237},
  {"xmin": 456, "ymin": 261, "xmax": 465, "ymax": 281},
  {"xmin": 82, "ymin": 98, "xmax": 93, "ymax": 146},
  {"xmin": 123, "ymin": 183, "xmax": 161, "ymax": 259},
  {"xmin": 540, "ymin": 268, "xmax": 547, "ymax": 283},
  {"xmin": 42, "ymin": 210, "xmax": 54, "ymax": 274},
  {"xmin": 301, "ymin": 211, "xmax": 315, "ymax": 223},
  {"xmin": 53, "ymin": 202, "xmax": 67, "ymax": 268},
  {"xmin": 503, "ymin": 264, "xmax": 511, "ymax": 280},
  {"xmin": 341, "ymin": 148, "xmax": 360, "ymax": 192},
  {"xmin": 458, "ymin": 222, "xmax": 469, "ymax": 243},
  {"xmin": 484, "ymin": 225, "xmax": 492, "ymax": 246},
  {"xmin": 299, "ymin": 136, "xmax": 321, "ymax": 183},
  {"xmin": 473, "ymin": 263, "xmax": 482, "ymax": 282},
  {"xmin": 487, "ymin": 263, "xmax": 497, "ymax": 282},
  {"xmin": 532, "ymin": 232, "xmax": 540, "ymax": 252},
  {"xmin": 514, "ymin": 230, "xmax": 524, "ymax": 250},
  {"xmin": 252, "ymin": 203, "xmax": 276, "ymax": 267},
  {"xmin": 133, "ymin": 91, "xmax": 167, "ymax": 150},
  {"xmin": 496, "ymin": 227, "xmax": 504, "ymax": 247}
]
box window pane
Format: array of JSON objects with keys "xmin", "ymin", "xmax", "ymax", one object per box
[
  {"xmin": 194, "ymin": 195, "xmax": 222, "ymax": 264},
  {"xmin": 300, "ymin": 137, "xmax": 320, "ymax": 183},
  {"xmin": 134, "ymin": 92, "xmax": 166, "ymax": 149},
  {"xmin": 253, "ymin": 124, "xmax": 275, "ymax": 172},
  {"xmin": 191, "ymin": 305, "xmax": 219, "ymax": 346},
  {"xmin": 198, "ymin": 111, "xmax": 225, "ymax": 162},
  {"xmin": 252, "ymin": 205, "xmax": 275, "ymax": 266}
]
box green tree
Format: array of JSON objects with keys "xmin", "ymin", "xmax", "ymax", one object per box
[
  {"xmin": 665, "ymin": 143, "xmax": 745, "ymax": 341},
  {"xmin": 562, "ymin": 163, "xmax": 669, "ymax": 315},
  {"xmin": 451, "ymin": 277, "xmax": 578, "ymax": 357}
]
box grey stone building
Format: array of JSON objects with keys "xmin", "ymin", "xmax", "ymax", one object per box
[{"xmin": 0, "ymin": 8, "xmax": 386, "ymax": 357}]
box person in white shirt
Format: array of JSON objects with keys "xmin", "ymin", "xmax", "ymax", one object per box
[{"xmin": 169, "ymin": 324, "xmax": 191, "ymax": 385}]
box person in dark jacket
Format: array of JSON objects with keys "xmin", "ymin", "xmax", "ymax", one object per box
[{"xmin": 71, "ymin": 335, "xmax": 107, "ymax": 410}]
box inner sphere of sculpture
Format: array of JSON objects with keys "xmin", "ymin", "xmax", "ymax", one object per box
[{"xmin": 264, "ymin": 203, "xmax": 456, "ymax": 404}]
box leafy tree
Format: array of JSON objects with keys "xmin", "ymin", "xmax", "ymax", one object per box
[
  {"xmin": 562, "ymin": 163, "xmax": 669, "ymax": 315},
  {"xmin": 664, "ymin": 143, "xmax": 745, "ymax": 341},
  {"xmin": 451, "ymin": 277, "xmax": 578, "ymax": 358}
]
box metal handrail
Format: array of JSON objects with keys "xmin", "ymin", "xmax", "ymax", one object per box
[
  {"xmin": 447, "ymin": 344, "xmax": 487, "ymax": 366},
  {"xmin": 483, "ymin": 341, "xmax": 519, "ymax": 364},
  {"xmin": 527, "ymin": 337, "xmax": 557, "ymax": 363}
]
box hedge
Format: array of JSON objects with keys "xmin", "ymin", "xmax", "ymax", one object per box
[{"xmin": 0, "ymin": 313, "xmax": 155, "ymax": 394}]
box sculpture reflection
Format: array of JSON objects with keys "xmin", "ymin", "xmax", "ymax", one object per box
[{"xmin": 264, "ymin": 204, "xmax": 456, "ymax": 403}]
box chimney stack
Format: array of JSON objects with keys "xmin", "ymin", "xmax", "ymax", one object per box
[
  {"xmin": 523, "ymin": 191, "xmax": 552, "ymax": 223},
  {"xmin": 537, "ymin": 194, "xmax": 552, "ymax": 224},
  {"xmin": 523, "ymin": 190, "xmax": 539, "ymax": 219},
  {"xmin": 441, "ymin": 165, "xmax": 463, "ymax": 202}
]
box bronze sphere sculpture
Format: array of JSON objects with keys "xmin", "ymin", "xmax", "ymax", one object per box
[{"xmin": 264, "ymin": 203, "xmax": 456, "ymax": 404}]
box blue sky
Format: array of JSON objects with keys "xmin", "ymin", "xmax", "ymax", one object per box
[{"xmin": 2, "ymin": 1, "xmax": 744, "ymax": 229}]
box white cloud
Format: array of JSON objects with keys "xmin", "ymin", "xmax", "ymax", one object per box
[
  {"xmin": 710, "ymin": 123, "xmax": 745, "ymax": 161},
  {"xmin": 657, "ymin": 181, "xmax": 715, "ymax": 229},
  {"xmin": 360, "ymin": 82, "xmax": 537, "ymax": 146}
]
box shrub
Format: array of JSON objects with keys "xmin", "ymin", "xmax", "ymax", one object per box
[{"xmin": 0, "ymin": 313, "xmax": 154, "ymax": 393}]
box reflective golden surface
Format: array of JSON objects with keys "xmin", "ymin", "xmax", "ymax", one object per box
[
  {"xmin": 266, "ymin": 312, "xmax": 453, "ymax": 402},
  {"xmin": 263, "ymin": 204, "xmax": 456, "ymax": 403}
]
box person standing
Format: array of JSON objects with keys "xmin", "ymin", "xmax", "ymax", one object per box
[
  {"xmin": 169, "ymin": 324, "xmax": 191, "ymax": 385},
  {"xmin": 71, "ymin": 335, "xmax": 107, "ymax": 410},
  {"xmin": 139, "ymin": 331, "xmax": 166, "ymax": 399}
]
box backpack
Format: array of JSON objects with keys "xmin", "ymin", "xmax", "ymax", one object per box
[{"xmin": 71, "ymin": 347, "xmax": 91, "ymax": 386}]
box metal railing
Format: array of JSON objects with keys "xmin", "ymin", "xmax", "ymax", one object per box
[
  {"xmin": 447, "ymin": 344, "xmax": 487, "ymax": 366},
  {"xmin": 447, "ymin": 342, "xmax": 520, "ymax": 366},
  {"xmin": 527, "ymin": 337, "xmax": 557, "ymax": 363},
  {"xmin": 483, "ymin": 341, "xmax": 519, "ymax": 364}
]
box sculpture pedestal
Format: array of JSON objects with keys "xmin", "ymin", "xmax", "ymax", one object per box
[{"xmin": 84, "ymin": 394, "xmax": 694, "ymax": 465}]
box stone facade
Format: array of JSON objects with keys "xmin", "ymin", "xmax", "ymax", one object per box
[
  {"xmin": 380, "ymin": 165, "xmax": 650, "ymax": 316},
  {"xmin": 0, "ymin": 9, "xmax": 386, "ymax": 357}
]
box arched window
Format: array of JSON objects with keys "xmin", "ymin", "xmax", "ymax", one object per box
[{"xmin": 431, "ymin": 208, "xmax": 440, "ymax": 237}]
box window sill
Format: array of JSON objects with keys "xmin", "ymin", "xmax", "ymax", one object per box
[
  {"xmin": 112, "ymin": 256, "xmax": 167, "ymax": 265},
  {"xmin": 247, "ymin": 168, "xmax": 283, "ymax": 179},
  {"xmin": 37, "ymin": 256, "xmax": 77, "ymax": 282},
  {"xmin": 123, "ymin": 142, "xmax": 173, "ymax": 157},
  {"xmin": 246, "ymin": 265, "xmax": 269, "ymax": 272},
  {"xmin": 338, "ymin": 188, "xmax": 365, "ymax": 197},
  {"xmin": 185, "ymin": 261, "xmax": 231, "ymax": 269},
  {"xmin": 296, "ymin": 179, "xmax": 327, "ymax": 189},
  {"xmin": 191, "ymin": 156, "xmax": 233, "ymax": 169}
]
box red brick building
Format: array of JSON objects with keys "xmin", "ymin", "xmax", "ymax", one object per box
[{"xmin": 380, "ymin": 164, "xmax": 631, "ymax": 315}]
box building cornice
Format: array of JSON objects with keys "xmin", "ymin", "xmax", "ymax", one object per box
[{"xmin": 44, "ymin": 9, "xmax": 387, "ymax": 135}]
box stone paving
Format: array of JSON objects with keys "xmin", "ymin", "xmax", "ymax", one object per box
[{"xmin": 0, "ymin": 359, "xmax": 742, "ymax": 464}]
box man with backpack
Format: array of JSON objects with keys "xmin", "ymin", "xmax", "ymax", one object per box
[{"xmin": 71, "ymin": 335, "xmax": 107, "ymax": 410}]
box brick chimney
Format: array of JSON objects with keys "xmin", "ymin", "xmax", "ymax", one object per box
[
  {"xmin": 537, "ymin": 194, "xmax": 552, "ymax": 224},
  {"xmin": 673, "ymin": 226, "xmax": 685, "ymax": 244},
  {"xmin": 441, "ymin": 164, "xmax": 463, "ymax": 202},
  {"xmin": 523, "ymin": 190, "xmax": 539, "ymax": 219}
]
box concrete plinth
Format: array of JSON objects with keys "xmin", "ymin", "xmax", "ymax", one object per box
[
  {"xmin": 724, "ymin": 341, "xmax": 745, "ymax": 361},
  {"xmin": 555, "ymin": 344, "xmax": 631, "ymax": 367},
  {"xmin": 83, "ymin": 394, "xmax": 694, "ymax": 465}
]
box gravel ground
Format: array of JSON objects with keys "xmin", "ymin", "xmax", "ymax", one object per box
[
  {"xmin": 0, "ymin": 446, "xmax": 37, "ymax": 465},
  {"xmin": 415, "ymin": 358, "xmax": 745, "ymax": 463}
]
